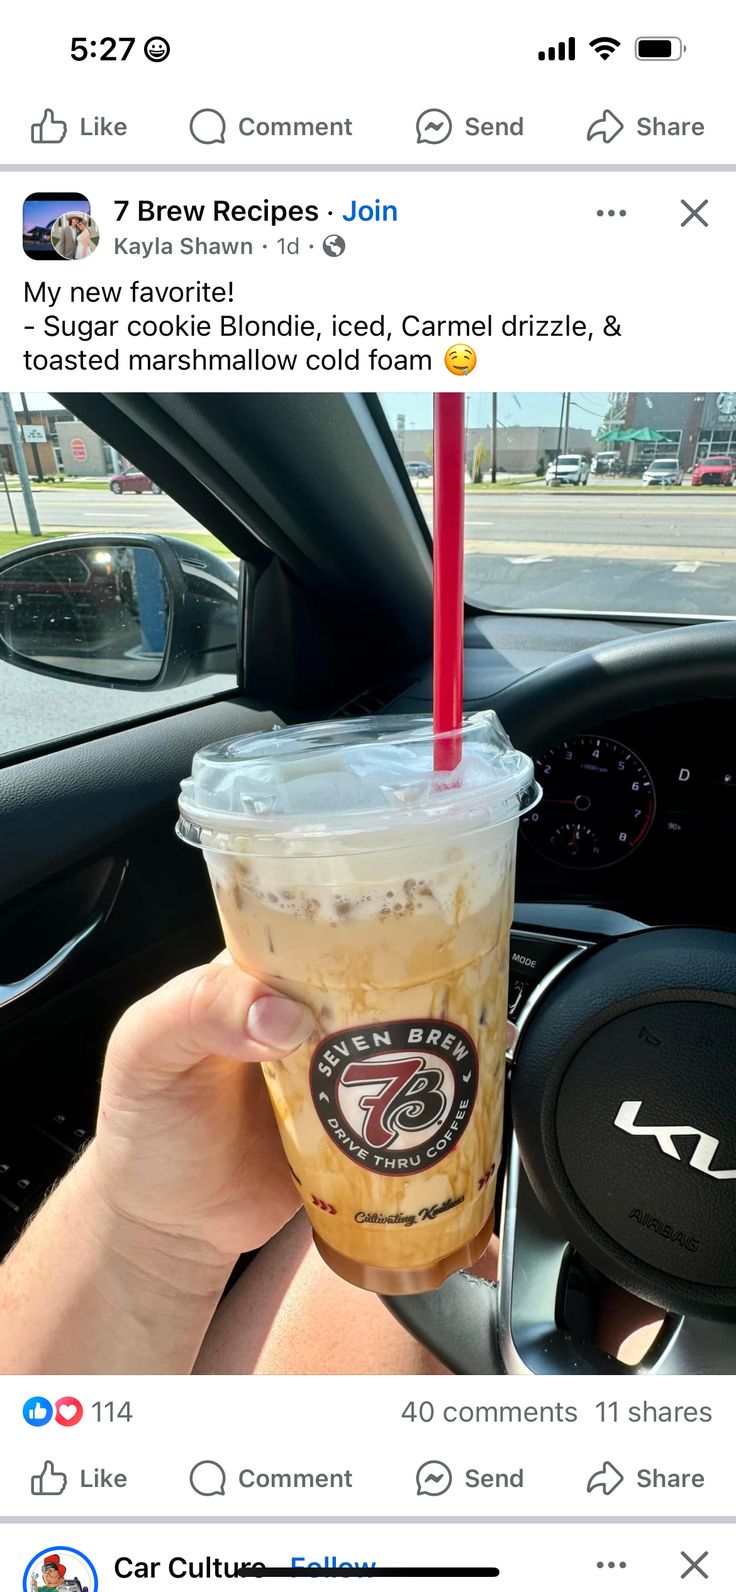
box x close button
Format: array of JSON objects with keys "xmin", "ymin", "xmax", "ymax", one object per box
[
  {"xmin": 681, "ymin": 199, "xmax": 709, "ymax": 227},
  {"xmin": 681, "ymin": 1550, "xmax": 709, "ymax": 1579}
]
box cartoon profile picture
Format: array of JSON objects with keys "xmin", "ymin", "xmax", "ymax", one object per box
[
  {"xmin": 23, "ymin": 1548, "xmax": 97, "ymax": 1592},
  {"xmin": 50, "ymin": 212, "xmax": 100, "ymax": 261}
]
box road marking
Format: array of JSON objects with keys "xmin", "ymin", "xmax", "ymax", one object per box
[
  {"xmin": 463, "ymin": 506, "xmax": 736, "ymax": 519},
  {"xmin": 672, "ymin": 562, "xmax": 703, "ymax": 573},
  {"xmin": 506, "ymin": 555, "xmax": 554, "ymax": 565},
  {"xmin": 465, "ymin": 539, "xmax": 736, "ymax": 563}
]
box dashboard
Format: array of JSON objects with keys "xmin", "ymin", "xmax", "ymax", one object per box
[{"xmin": 515, "ymin": 699, "xmax": 736, "ymax": 928}]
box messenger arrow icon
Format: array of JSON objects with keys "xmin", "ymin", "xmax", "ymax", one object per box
[{"xmin": 587, "ymin": 1460, "xmax": 624, "ymax": 1496}]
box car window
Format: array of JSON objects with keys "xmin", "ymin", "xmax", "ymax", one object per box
[
  {"xmin": 381, "ymin": 390, "xmax": 736, "ymax": 619},
  {"xmin": 0, "ymin": 394, "xmax": 238, "ymax": 758}
]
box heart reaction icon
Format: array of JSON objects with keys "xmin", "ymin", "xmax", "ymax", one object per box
[{"xmin": 55, "ymin": 1397, "xmax": 84, "ymax": 1427}]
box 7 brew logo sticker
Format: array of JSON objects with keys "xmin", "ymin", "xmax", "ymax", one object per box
[{"xmin": 310, "ymin": 1018, "xmax": 478, "ymax": 1175}]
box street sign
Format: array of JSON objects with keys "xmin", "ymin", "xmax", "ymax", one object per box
[
  {"xmin": 22, "ymin": 424, "xmax": 46, "ymax": 443},
  {"xmin": 70, "ymin": 436, "xmax": 88, "ymax": 462}
]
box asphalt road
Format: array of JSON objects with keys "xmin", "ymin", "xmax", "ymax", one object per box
[
  {"xmin": 420, "ymin": 488, "xmax": 736, "ymax": 616},
  {"xmin": 0, "ymin": 666, "xmax": 236, "ymax": 757},
  {"xmin": 2, "ymin": 486, "xmax": 736, "ymax": 756},
  {"xmin": 4, "ymin": 483, "xmax": 735, "ymax": 559},
  {"xmin": 0, "ymin": 488, "xmax": 202, "ymax": 534}
]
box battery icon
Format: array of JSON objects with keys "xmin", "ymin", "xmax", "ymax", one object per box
[{"xmin": 635, "ymin": 36, "xmax": 684, "ymax": 59}]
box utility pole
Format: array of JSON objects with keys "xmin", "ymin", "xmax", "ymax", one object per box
[
  {"xmin": 1, "ymin": 393, "xmax": 42, "ymax": 537},
  {"xmin": 563, "ymin": 391, "xmax": 572, "ymax": 451},
  {"xmin": 1, "ymin": 461, "xmax": 20, "ymax": 533},
  {"xmin": 553, "ymin": 391, "xmax": 566, "ymax": 482},
  {"xmin": 19, "ymin": 391, "xmax": 44, "ymax": 482},
  {"xmin": 491, "ymin": 392, "xmax": 498, "ymax": 484}
]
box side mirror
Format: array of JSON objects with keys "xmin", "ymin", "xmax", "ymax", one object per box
[{"xmin": 0, "ymin": 534, "xmax": 239, "ymax": 690}]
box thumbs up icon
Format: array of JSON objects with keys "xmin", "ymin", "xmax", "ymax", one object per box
[
  {"xmin": 31, "ymin": 108, "xmax": 67, "ymax": 144},
  {"xmin": 31, "ymin": 1460, "xmax": 67, "ymax": 1496}
]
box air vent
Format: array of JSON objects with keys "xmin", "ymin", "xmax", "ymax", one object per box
[{"xmin": 334, "ymin": 676, "xmax": 418, "ymax": 717}]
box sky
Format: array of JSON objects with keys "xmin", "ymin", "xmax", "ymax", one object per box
[
  {"xmin": 379, "ymin": 392, "xmax": 613, "ymax": 433},
  {"xmin": 22, "ymin": 196, "xmax": 91, "ymax": 231},
  {"xmin": 9, "ymin": 393, "xmax": 616, "ymax": 433}
]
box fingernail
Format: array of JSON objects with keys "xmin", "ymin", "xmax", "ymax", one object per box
[{"xmin": 246, "ymin": 995, "xmax": 315, "ymax": 1053}]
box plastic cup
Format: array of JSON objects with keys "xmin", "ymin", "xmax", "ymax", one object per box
[{"xmin": 177, "ymin": 711, "xmax": 540, "ymax": 1295}]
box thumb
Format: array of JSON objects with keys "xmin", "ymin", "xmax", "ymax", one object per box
[{"xmin": 110, "ymin": 957, "xmax": 316, "ymax": 1081}]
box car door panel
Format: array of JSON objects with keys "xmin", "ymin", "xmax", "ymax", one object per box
[
  {"xmin": 0, "ymin": 699, "xmax": 275, "ymax": 905},
  {"xmin": 0, "ymin": 696, "xmax": 278, "ymax": 1258}
]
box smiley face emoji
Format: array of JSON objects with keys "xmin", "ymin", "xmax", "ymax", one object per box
[
  {"xmin": 444, "ymin": 343, "xmax": 477, "ymax": 377},
  {"xmin": 144, "ymin": 36, "xmax": 171, "ymax": 62}
]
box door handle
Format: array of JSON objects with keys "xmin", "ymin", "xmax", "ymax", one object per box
[{"xmin": 0, "ymin": 913, "xmax": 103, "ymax": 1009}]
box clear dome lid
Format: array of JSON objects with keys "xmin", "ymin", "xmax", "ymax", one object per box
[{"xmin": 177, "ymin": 711, "xmax": 540, "ymax": 856}]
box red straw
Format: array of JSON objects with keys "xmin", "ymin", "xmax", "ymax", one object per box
[{"xmin": 433, "ymin": 392, "xmax": 466, "ymax": 773}]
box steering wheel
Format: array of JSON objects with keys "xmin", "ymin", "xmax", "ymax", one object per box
[{"xmin": 385, "ymin": 621, "xmax": 736, "ymax": 1376}]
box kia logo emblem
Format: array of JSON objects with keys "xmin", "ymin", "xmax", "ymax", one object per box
[{"xmin": 615, "ymin": 1101, "xmax": 736, "ymax": 1181}]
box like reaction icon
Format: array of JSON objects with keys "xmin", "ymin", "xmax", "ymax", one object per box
[
  {"xmin": 31, "ymin": 1462, "xmax": 67, "ymax": 1496},
  {"xmin": 23, "ymin": 1398, "xmax": 53, "ymax": 1428},
  {"xmin": 30, "ymin": 109, "xmax": 67, "ymax": 144}
]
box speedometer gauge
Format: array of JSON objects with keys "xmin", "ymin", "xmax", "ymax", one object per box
[{"xmin": 522, "ymin": 734, "xmax": 655, "ymax": 868}]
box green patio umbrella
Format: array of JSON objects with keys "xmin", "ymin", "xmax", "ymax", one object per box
[{"xmin": 624, "ymin": 427, "xmax": 667, "ymax": 442}]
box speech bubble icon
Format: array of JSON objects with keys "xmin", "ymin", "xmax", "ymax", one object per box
[
  {"xmin": 415, "ymin": 108, "xmax": 452, "ymax": 145},
  {"xmin": 190, "ymin": 108, "xmax": 226, "ymax": 145},
  {"xmin": 190, "ymin": 1460, "xmax": 227, "ymax": 1497},
  {"xmin": 416, "ymin": 1459, "xmax": 453, "ymax": 1497}
]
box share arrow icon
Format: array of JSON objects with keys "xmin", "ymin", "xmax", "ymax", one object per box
[{"xmin": 587, "ymin": 1460, "xmax": 624, "ymax": 1496}]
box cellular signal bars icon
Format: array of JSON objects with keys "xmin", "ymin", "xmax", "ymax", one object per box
[{"xmin": 538, "ymin": 36, "xmax": 576, "ymax": 61}]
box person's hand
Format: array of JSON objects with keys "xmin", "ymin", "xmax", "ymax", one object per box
[{"xmin": 86, "ymin": 952, "xmax": 315, "ymax": 1271}]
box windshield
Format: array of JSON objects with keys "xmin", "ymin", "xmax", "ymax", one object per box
[{"xmin": 380, "ymin": 391, "xmax": 736, "ymax": 618}]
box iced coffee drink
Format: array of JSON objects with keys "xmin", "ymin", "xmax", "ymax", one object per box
[{"xmin": 177, "ymin": 712, "xmax": 538, "ymax": 1294}]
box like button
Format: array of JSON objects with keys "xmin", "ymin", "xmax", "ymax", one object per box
[
  {"xmin": 30, "ymin": 108, "xmax": 67, "ymax": 143},
  {"xmin": 31, "ymin": 1461, "xmax": 67, "ymax": 1496}
]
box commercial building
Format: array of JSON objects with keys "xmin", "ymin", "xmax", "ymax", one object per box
[
  {"xmin": 396, "ymin": 423, "xmax": 594, "ymax": 475},
  {"xmin": 0, "ymin": 403, "xmax": 74, "ymax": 478},
  {"xmin": 0, "ymin": 403, "xmax": 122, "ymax": 479},
  {"xmin": 622, "ymin": 393, "xmax": 736, "ymax": 469},
  {"xmin": 54, "ymin": 420, "xmax": 118, "ymax": 477}
]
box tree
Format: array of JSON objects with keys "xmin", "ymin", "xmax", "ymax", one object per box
[{"xmin": 470, "ymin": 441, "xmax": 489, "ymax": 483}]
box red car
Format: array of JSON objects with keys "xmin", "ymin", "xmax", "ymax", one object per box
[
  {"xmin": 109, "ymin": 467, "xmax": 163, "ymax": 495},
  {"xmin": 691, "ymin": 455, "xmax": 735, "ymax": 486}
]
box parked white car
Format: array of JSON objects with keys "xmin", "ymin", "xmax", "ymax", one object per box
[
  {"xmin": 590, "ymin": 450, "xmax": 622, "ymax": 476},
  {"xmin": 545, "ymin": 454, "xmax": 590, "ymax": 486},
  {"xmin": 641, "ymin": 457, "xmax": 684, "ymax": 487}
]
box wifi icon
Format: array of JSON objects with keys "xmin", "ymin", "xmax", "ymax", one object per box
[{"xmin": 590, "ymin": 36, "xmax": 621, "ymax": 60}]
